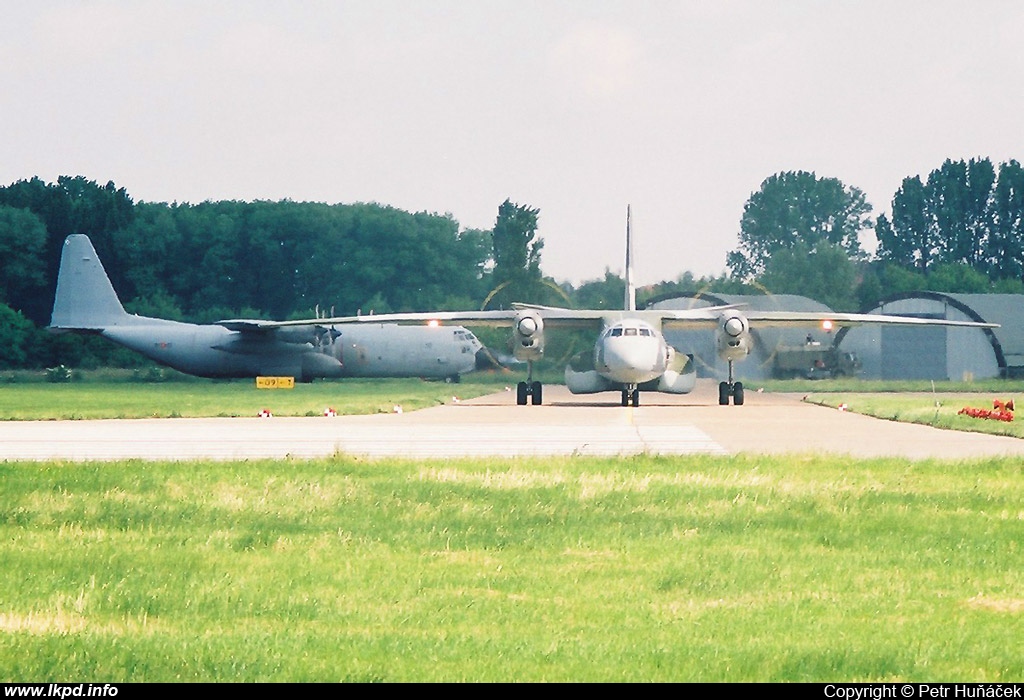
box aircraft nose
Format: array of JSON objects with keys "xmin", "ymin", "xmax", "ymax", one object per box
[{"xmin": 601, "ymin": 338, "xmax": 662, "ymax": 383}]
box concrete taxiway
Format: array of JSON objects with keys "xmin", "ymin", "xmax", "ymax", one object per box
[{"xmin": 2, "ymin": 382, "xmax": 1024, "ymax": 461}]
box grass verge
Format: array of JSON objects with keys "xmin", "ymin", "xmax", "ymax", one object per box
[
  {"xmin": 806, "ymin": 391, "xmax": 1024, "ymax": 439},
  {"xmin": 1, "ymin": 454, "xmax": 1021, "ymax": 681},
  {"xmin": 0, "ymin": 376, "xmax": 512, "ymax": 421}
]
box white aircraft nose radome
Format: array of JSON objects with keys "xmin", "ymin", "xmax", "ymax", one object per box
[{"xmin": 600, "ymin": 335, "xmax": 663, "ymax": 385}]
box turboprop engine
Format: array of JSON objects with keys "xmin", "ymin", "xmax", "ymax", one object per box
[
  {"xmin": 716, "ymin": 312, "xmax": 752, "ymax": 363},
  {"xmin": 512, "ymin": 309, "xmax": 545, "ymax": 362}
]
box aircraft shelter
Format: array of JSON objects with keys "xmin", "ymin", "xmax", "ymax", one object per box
[{"xmin": 837, "ymin": 292, "xmax": 1023, "ymax": 380}]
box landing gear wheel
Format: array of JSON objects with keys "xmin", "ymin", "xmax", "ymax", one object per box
[
  {"xmin": 719, "ymin": 381, "xmax": 730, "ymax": 406},
  {"xmin": 733, "ymin": 381, "xmax": 744, "ymax": 406},
  {"xmin": 531, "ymin": 381, "xmax": 543, "ymax": 405},
  {"xmin": 621, "ymin": 389, "xmax": 630, "ymax": 407},
  {"xmin": 632, "ymin": 391, "xmax": 640, "ymax": 407},
  {"xmin": 516, "ymin": 381, "xmax": 528, "ymax": 406}
]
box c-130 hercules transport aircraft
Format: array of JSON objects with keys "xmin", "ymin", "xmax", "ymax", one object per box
[
  {"xmin": 50, "ymin": 234, "xmax": 487, "ymax": 382},
  {"xmin": 240, "ymin": 207, "xmax": 997, "ymax": 407}
]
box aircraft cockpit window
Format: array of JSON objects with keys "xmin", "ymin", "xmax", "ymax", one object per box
[
  {"xmin": 624, "ymin": 328, "xmax": 638, "ymax": 336},
  {"xmin": 639, "ymin": 328, "xmax": 652, "ymax": 336},
  {"xmin": 610, "ymin": 328, "xmax": 623, "ymax": 337}
]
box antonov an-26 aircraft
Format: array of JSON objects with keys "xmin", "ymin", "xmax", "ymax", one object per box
[
  {"xmin": 224, "ymin": 208, "xmax": 999, "ymax": 406},
  {"xmin": 50, "ymin": 234, "xmax": 486, "ymax": 382}
]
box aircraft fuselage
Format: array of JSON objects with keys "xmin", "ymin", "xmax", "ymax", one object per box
[
  {"xmin": 100, "ymin": 319, "xmax": 482, "ymax": 381},
  {"xmin": 564, "ymin": 317, "xmax": 696, "ymax": 400}
]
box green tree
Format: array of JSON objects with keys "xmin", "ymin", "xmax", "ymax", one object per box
[
  {"xmin": 0, "ymin": 176, "xmax": 134, "ymax": 324},
  {"xmin": 877, "ymin": 175, "xmax": 935, "ymax": 273},
  {"xmin": 937, "ymin": 158, "xmax": 995, "ymax": 268},
  {"xmin": 925, "ymin": 262, "xmax": 991, "ymax": 293},
  {"xmin": 0, "ymin": 303, "xmax": 38, "ymax": 368},
  {"xmin": 571, "ymin": 269, "xmax": 625, "ymax": 310},
  {"xmin": 987, "ymin": 159, "xmax": 1024, "ymax": 281},
  {"xmin": 759, "ymin": 241, "xmax": 858, "ymax": 311},
  {"xmin": 728, "ymin": 171, "xmax": 872, "ymax": 278},
  {"xmin": 488, "ymin": 199, "xmax": 544, "ymax": 307},
  {"xmin": 0, "ymin": 205, "xmax": 47, "ymax": 310},
  {"xmin": 876, "ymin": 263, "xmax": 929, "ymax": 297},
  {"xmin": 877, "ymin": 158, "xmax": 1011, "ymax": 278}
]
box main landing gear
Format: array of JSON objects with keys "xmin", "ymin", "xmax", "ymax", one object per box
[
  {"xmin": 621, "ymin": 385, "xmax": 640, "ymax": 407},
  {"xmin": 517, "ymin": 380, "xmax": 542, "ymax": 405},
  {"xmin": 516, "ymin": 361, "xmax": 543, "ymax": 405},
  {"xmin": 718, "ymin": 360, "xmax": 745, "ymax": 406}
]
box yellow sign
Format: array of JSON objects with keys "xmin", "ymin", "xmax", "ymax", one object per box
[{"xmin": 256, "ymin": 376, "xmax": 295, "ymax": 389}]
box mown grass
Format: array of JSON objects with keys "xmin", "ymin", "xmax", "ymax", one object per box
[
  {"xmin": 1, "ymin": 455, "xmax": 1021, "ymax": 681},
  {"xmin": 757, "ymin": 377, "xmax": 1024, "ymax": 394},
  {"xmin": 0, "ymin": 376, "xmax": 511, "ymax": 421},
  {"xmin": 5, "ymin": 373, "xmax": 1023, "ymax": 422},
  {"xmin": 807, "ymin": 392, "xmax": 1024, "ymax": 439}
]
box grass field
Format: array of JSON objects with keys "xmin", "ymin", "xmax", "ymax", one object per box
[
  {"xmin": 0, "ymin": 376, "xmax": 510, "ymax": 421},
  {"xmin": 0, "ymin": 454, "xmax": 1021, "ymax": 682},
  {"xmin": 3, "ymin": 373, "xmax": 1024, "ymax": 422},
  {"xmin": 806, "ymin": 391, "xmax": 1024, "ymax": 439}
]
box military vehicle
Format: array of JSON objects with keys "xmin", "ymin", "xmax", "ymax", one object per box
[{"xmin": 772, "ymin": 343, "xmax": 861, "ymax": 379}]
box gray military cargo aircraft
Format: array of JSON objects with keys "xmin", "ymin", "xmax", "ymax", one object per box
[
  {"xmin": 49, "ymin": 234, "xmax": 486, "ymax": 382},
  {"xmin": 216, "ymin": 208, "xmax": 999, "ymax": 406}
]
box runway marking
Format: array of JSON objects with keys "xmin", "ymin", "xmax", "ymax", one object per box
[{"xmin": 0, "ymin": 412, "xmax": 728, "ymax": 460}]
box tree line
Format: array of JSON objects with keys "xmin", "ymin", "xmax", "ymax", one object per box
[
  {"xmin": 0, "ymin": 177, "xmax": 521, "ymax": 369},
  {"xmin": 559, "ymin": 158, "xmax": 1024, "ymax": 315},
  {"xmin": 721, "ymin": 158, "xmax": 1024, "ymax": 311},
  {"xmin": 2, "ymin": 158, "xmax": 1023, "ymax": 370}
]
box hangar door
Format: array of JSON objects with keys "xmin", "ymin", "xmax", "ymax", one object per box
[{"xmin": 880, "ymin": 323, "xmax": 947, "ymax": 380}]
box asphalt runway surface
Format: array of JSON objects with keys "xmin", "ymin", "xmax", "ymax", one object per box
[{"xmin": 2, "ymin": 381, "xmax": 1024, "ymax": 461}]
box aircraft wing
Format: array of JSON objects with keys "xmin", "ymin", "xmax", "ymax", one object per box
[
  {"xmin": 220, "ymin": 311, "xmax": 517, "ymax": 330},
  {"xmin": 222, "ymin": 306, "xmax": 997, "ymax": 333},
  {"xmin": 735, "ymin": 310, "xmax": 996, "ymax": 329},
  {"xmin": 225, "ymin": 308, "xmax": 611, "ymax": 331},
  {"xmin": 658, "ymin": 309, "xmax": 998, "ymax": 330}
]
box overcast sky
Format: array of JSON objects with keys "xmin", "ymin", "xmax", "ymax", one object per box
[{"xmin": 2, "ymin": 1, "xmax": 1022, "ymax": 285}]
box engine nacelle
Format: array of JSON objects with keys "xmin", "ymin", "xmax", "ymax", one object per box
[
  {"xmin": 512, "ymin": 309, "xmax": 545, "ymax": 362},
  {"xmin": 276, "ymin": 326, "xmax": 322, "ymax": 345},
  {"xmin": 716, "ymin": 312, "xmax": 752, "ymax": 362}
]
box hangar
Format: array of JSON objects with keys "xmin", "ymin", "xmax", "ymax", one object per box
[
  {"xmin": 647, "ymin": 293, "xmax": 839, "ymax": 381},
  {"xmin": 837, "ymin": 292, "xmax": 1023, "ymax": 380}
]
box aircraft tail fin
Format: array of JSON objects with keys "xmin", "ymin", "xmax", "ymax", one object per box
[
  {"xmin": 50, "ymin": 234, "xmax": 130, "ymax": 330},
  {"xmin": 624, "ymin": 205, "xmax": 636, "ymax": 312}
]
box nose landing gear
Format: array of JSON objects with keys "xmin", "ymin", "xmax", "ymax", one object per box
[{"xmin": 620, "ymin": 385, "xmax": 640, "ymax": 407}]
